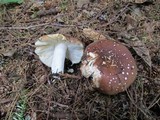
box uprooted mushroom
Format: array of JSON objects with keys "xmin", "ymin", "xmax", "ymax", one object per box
[
  {"xmin": 35, "ymin": 34, "xmax": 84, "ymax": 75},
  {"xmin": 80, "ymin": 39, "xmax": 137, "ymax": 95}
]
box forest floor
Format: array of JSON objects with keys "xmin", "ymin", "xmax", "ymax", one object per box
[{"xmin": 0, "ymin": 0, "xmax": 160, "ymax": 120}]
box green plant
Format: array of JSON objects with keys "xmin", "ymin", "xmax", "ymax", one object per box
[
  {"xmin": 60, "ymin": 0, "xmax": 68, "ymax": 11},
  {"xmin": 12, "ymin": 93, "xmax": 27, "ymax": 120},
  {"xmin": 0, "ymin": 0, "xmax": 23, "ymax": 4}
]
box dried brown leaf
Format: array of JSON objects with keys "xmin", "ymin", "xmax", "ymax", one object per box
[
  {"xmin": 118, "ymin": 32, "xmax": 152, "ymax": 67},
  {"xmin": 57, "ymin": 28, "xmax": 72, "ymax": 34},
  {"xmin": 126, "ymin": 14, "xmax": 137, "ymax": 30},
  {"xmin": 1, "ymin": 49, "xmax": 16, "ymax": 57},
  {"xmin": 132, "ymin": 38, "xmax": 152, "ymax": 67},
  {"xmin": 143, "ymin": 21, "xmax": 158, "ymax": 41},
  {"xmin": 77, "ymin": 0, "xmax": 90, "ymax": 8},
  {"xmin": 130, "ymin": 6, "xmax": 145, "ymax": 21},
  {"xmin": 83, "ymin": 28, "xmax": 106, "ymax": 41}
]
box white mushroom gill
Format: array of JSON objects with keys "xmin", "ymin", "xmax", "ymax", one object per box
[
  {"xmin": 51, "ymin": 43, "xmax": 67, "ymax": 73},
  {"xmin": 35, "ymin": 34, "xmax": 84, "ymax": 76}
]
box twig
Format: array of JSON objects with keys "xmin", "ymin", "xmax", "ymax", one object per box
[
  {"xmin": 46, "ymin": 96, "xmax": 51, "ymax": 120},
  {"xmin": 147, "ymin": 93, "xmax": 160, "ymax": 110},
  {"xmin": 25, "ymin": 84, "xmax": 44, "ymax": 99},
  {"xmin": 60, "ymin": 73, "xmax": 81, "ymax": 79},
  {"xmin": 0, "ymin": 99, "xmax": 12, "ymax": 104},
  {"xmin": 51, "ymin": 101, "xmax": 69, "ymax": 108},
  {"xmin": 36, "ymin": 8, "xmax": 60, "ymax": 17},
  {"xmin": 36, "ymin": 94, "xmax": 69, "ymax": 108},
  {"xmin": 0, "ymin": 23, "xmax": 78, "ymax": 30}
]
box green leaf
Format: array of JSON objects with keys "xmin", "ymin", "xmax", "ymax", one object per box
[{"xmin": 0, "ymin": 0, "xmax": 23, "ymax": 4}]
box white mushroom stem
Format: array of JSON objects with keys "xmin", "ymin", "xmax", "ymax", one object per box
[{"xmin": 51, "ymin": 43, "xmax": 67, "ymax": 74}]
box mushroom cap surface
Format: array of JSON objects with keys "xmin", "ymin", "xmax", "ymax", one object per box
[
  {"xmin": 35, "ymin": 34, "xmax": 84, "ymax": 67},
  {"xmin": 80, "ymin": 39, "xmax": 137, "ymax": 95}
]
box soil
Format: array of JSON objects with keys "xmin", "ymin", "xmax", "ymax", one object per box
[{"xmin": 0, "ymin": 0, "xmax": 160, "ymax": 120}]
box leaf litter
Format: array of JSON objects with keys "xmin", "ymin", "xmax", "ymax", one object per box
[
  {"xmin": 132, "ymin": 38, "xmax": 152, "ymax": 67},
  {"xmin": 0, "ymin": 0, "xmax": 160, "ymax": 120}
]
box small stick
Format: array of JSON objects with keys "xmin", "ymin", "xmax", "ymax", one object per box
[
  {"xmin": 0, "ymin": 23, "xmax": 77, "ymax": 30},
  {"xmin": 36, "ymin": 8, "xmax": 60, "ymax": 17},
  {"xmin": 60, "ymin": 73, "xmax": 82, "ymax": 79}
]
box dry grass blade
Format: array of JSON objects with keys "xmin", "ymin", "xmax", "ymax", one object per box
[
  {"xmin": 126, "ymin": 89, "xmax": 153, "ymax": 120},
  {"xmin": 147, "ymin": 93, "xmax": 160, "ymax": 110},
  {"xmin": 5, "ymin": 92, "xmax": 20, "ymax": 120}
]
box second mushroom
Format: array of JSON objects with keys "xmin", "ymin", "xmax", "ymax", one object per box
[{"xmin": 80, "ymin": 39, "xmax": 137, "ymax": 95}]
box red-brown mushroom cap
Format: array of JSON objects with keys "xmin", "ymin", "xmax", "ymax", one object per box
[{"xmin": 80, "ymin": 39, "xmax": 137, "ymax": 95}]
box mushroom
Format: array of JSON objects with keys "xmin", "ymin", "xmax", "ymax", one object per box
[
  {"xmin": 80, "ymin": 39, "xmax": 137, "ymax": 95},
  {"xmin": 35, "ymin": 34, "xmax": 84, "ymax": 74}
]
